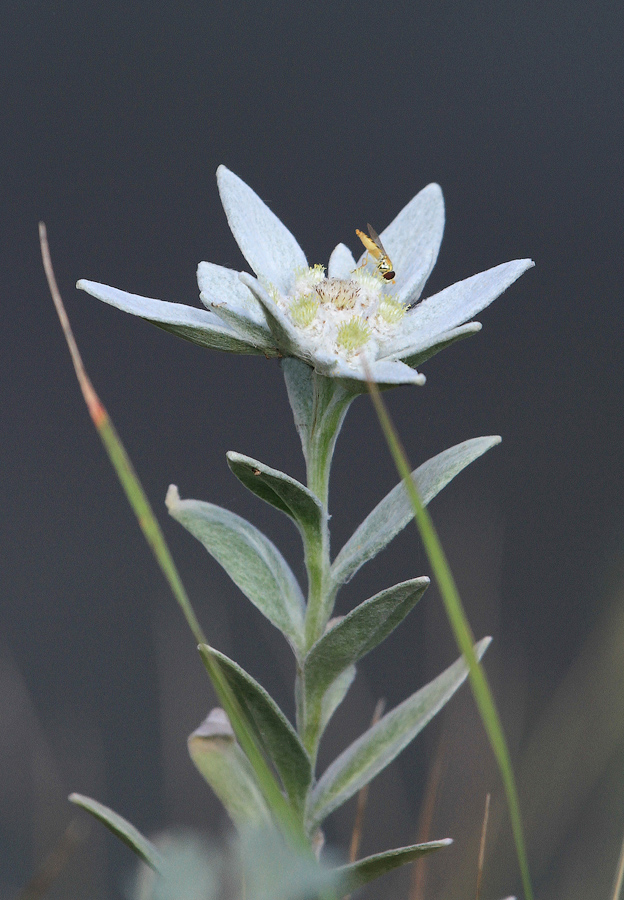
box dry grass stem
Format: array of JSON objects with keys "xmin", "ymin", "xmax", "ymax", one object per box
[
  {"xmin": 348, "ymin": 698, "xmax": 386, "ymax": 865},
  {"xmin": 38, "ymin": 223, "xmax": 106, "ymax": 426},
  {"xmin": 15, "ymin": 819, "xmax": 88, "ymax": 900},
  {"xmin": 409, "ymin": 737, "xmax": 447, "ymax": 900}
]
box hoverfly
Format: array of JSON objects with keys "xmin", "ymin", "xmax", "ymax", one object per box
[{"xmin": 356, "ymin": 223, "xmax": 396, "ymax": 282}]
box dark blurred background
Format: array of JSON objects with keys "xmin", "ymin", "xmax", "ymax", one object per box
[{"xmin": 2, "ymin": 2, "xmax": 624, "ymax": 898}]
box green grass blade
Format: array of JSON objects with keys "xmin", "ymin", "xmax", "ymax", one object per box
[
  {"xmin": 365, "ymin": 373, "xmax": 533, "ymax": 900},
  {"xmin": 40, "ymin": 223, "xmax": 307, "ymax": 849},
  {"xmin": 201, "ymin": 647, "xmax": 313, "ymax": 810}
]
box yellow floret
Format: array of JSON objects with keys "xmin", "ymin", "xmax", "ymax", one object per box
[
  {"xmin": 378, "ymin": 296, "xmax": 406, "ymax": 325},
  {"xmin": 290, "ymin": 294, "xmax": 319, "ymax": 328},
  {"xmin": 336, "ymin": 317, "xmax": 371, "ymax": 352},
  {"xmin": 294, "ymin": 264, "xmax": 326, "ymax": 293},
  {"xmin": 351, "ymin": 268, "xmax": 385, "ymax": 290}
]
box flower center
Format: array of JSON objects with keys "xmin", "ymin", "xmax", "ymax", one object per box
[
  {"xmin": 272, "ymin": 265, "xmax": 406, "ymax": 366},
  {"xmin": 314, "ymin": 278, "xmax": 359, "ymax": 310}
]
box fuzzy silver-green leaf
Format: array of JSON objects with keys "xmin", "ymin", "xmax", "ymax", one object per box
[
  {"xmin": 302, "ymin": 578, "xmax": 429, "ymax": 749},
  {"xmin": 306, "ymin": 577, "xmax": 429, "ymax": 700},
  {"xmin": 167, "ymin": 486, "xmax": 305, "ymax": 653},
  {"xmin": 226, "ymin": 452, "xmax": 324, "ymax": 536},
  {"xmin": 69, "ymin": 793, "xmax": 163, "ymax": 870},
  {"xmin": 188, "ymin": 709, "xmax": 273, "ymax": 827},
  {"xmin": 307, "ymin": 637, "xmax": 491, "ymax": 828},
  {"xmin": 335, "ymin": 839, "xmax": 452, "ymax": 890},
  {"xmin": 202, "ymin": 647, "xmax": 312, "ymax": 810},
  {"xmin": 330, "ymin": 436, "xmax": 501, "ymax": 588}
]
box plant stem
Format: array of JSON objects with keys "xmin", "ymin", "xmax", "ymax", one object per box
[
  {"xmin": 302, "ymin": 373, "xmax": 352, "ymax": 649},
  {"xmin": 304, "ymin": 373, "xmax": 352, "ymax": 509},
  {"xmin": 283, "ymin": 363, "xmax": 354, "ymax": 756}
]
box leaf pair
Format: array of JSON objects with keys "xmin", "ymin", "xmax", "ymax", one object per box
[
  {"xmin": 70, "ymin": 624, "xmax": 486, "ymax": 886},
  {"xmin": 191, "ymin": 574, "xmax": 430, "ymax": 817},
  {"xmin": 167, "ymin": 436, "xmax": 500, "ymax": 654},
  {"xmin": 165, "ymin": 394, "xmax": 500, "ymax": 848},
  {"xmin": 167, "ymin": 431, "xmax": 499, "ymax": 831},
  {"xmin": 189, "ymin": 633, "xmax": 489, "ymax": 835},
  {"xmin": 300, "ymin": 576, "xmax": 430, "ymax": 753}
]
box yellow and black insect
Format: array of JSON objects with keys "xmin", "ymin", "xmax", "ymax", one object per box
[{"xmin": 356, "ymin": 223, "xmax": 395, "ymax": 282}]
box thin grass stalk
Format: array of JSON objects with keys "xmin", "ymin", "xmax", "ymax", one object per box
[
  {"xmin": 476, "ymin": 793, "xmax": 491, "ymax": 900},
  {"xmin": 39, "ymin": 223, "xmax": 307, "ymax": 849},
  {"xmin": 409, "ymin": 736, "xmax": 446, "ymax": 900},
  {"xmin": 365, "ymin": 368, "xmax": 533, "ymax": 900}
]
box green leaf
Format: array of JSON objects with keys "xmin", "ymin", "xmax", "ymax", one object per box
[
  {"xmin": 282, "ymin": 359, "xmax": 314, "ymax": 461},
  {"xmin": 302, "ymin": 578, "xmax": 429, "ymax": 749},
  {"xmin": 318, "ymin": 664, "xmax": 355, "ymax": 737},
  {"xmin": 281, "ymin": 359, "xmax": 354, "ymax": 500},
  {"xmin": 166, "ymin": 486, "xmax": 305, "ymax": 653},
  {"xmin": 306, "ymin": 577, "xmax": 430, "ymax": 704},
  {"xmin": 330, "ymin": 436, "xmax": 501, "ymax": 589},
  {"xmin": 335, "ymin": 839, "xmax": 452, "ymax": 891},
  {"xmin": 188, "ymin": 709, "xmax": 273, "ymax": 828},
  {"xmin": 225, "ymin": 454, "xmax": 328, "ymax": 630},
  {"xmin": 226, "ymin": 452, "xmax": 324, "ymax": 536},
  {"xmin": 69, "ymin": 792, "xmax": 162, "ymax": 870},
  {"xmin": 306, "ymin": 637, "xmax": 491, "ymax": 828},
  {"xmin": 201, "ymin": 646, "xmax": 312, "ymax": 810}
]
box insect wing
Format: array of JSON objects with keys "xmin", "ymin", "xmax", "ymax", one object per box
[
  {"xmin": 356, "ymin": 228, "xmax": 382, "ymax": 259},
  {"xmin": 367, "ymin": 223, "xmax": 395, "ymax": 281},
  {"xmin": 356, "ymin": 223, "xmax": 396, "ymax": 282},
  {"xmin": 366, "ymin": 223, "xmax": 389, "ymax": 258}
]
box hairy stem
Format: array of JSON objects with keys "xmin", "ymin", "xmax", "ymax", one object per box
[{"xmin": 303, "ymin": 373, "xmax": 352, "ymax": 649}]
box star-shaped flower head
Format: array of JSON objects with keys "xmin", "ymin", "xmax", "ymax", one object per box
[{"xmin": 78, "ymin": 167, "xmax": 533, "ymax": 390}]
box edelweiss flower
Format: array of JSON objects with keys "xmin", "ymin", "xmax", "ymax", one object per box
[{"xmin": 78, "ymin": 167, "xmax": 533, "ymax": 389}]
